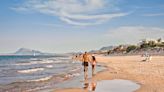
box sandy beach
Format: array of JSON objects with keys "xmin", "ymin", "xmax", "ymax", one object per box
[{"xmin": 55, "ymin": 55, "xmax": 164, "ymax": 92}]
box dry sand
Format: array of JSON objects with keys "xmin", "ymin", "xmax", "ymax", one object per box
[{"xmin": 55, "ymin": 55, "xmax": 164, "ymax": 92}]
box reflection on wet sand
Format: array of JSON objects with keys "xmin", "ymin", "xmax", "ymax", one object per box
[
  {"xmin": 91, "ymin": 78, "xmax": 97, "ymax": 91},
  {"xmin": 82, "ymin": 70, "xmax": 140, "ymax": 92},
  {"xmin": 83, "ymin": 79, "xmax": 89, "ymax": 90},
  {"xmin": 83, "ymin": 73, "xmax": 97, "ymax": 92}
]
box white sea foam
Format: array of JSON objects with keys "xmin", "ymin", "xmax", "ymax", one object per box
[
  {"xmin": 70, "ymin": 67, "xmax": 81, "ymax": 72},
  {"xmin": 14, "ymin": 62, "xmax": 37, "ymax": 66},
  {"xmin": 45, "ymin": 65, "xmax": 53, "ymax": 68},
  {"xmin": 27, "ymin": 76, "xmax": 52, "ymax": 82},
  {"xmin": 53, "ymin": 60, "xmax": 63, "ymax": 63},
  {"xmin": 30, "ymin": 58, "xmax": 40, "ymax": 61},
  {"xmin": 39, "ymin": 60, "xmax": 54, "ymax": 64},
  {"xmin": 17, "ymin": 68, "xmax": 44, "ymax": 74},
  {"xmin": 15, "ymin": 60, "xmax": 54, "ymax": 66},
  {"xmin": 65, "ymin": 73, "xmax": 80, "ymax": 78}
]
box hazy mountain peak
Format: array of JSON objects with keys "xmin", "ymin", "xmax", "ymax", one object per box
[{"xmin": 14, "ymin": 48, "xmax": 43, "ymax": 55}]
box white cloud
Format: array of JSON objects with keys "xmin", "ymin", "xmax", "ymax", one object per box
[
  {"xmin": 61, "ymin": 12, "xmax": 127, "ymax": 20},
  {"xmin": 60, "ymin": 12, "xmax": 127, "ymax": 26},
  {"xmin": 60, "ymin": 17, "xmax": 94, "ymax": 26},
  {"xmin": 105, "ymin": 26, "xmax": 164, "ymax": 44},
  {"xmin": 143, "ymin": 13, "xmax": 164, "ymax": 16},
  {"xmin": 13, "ymin": 0, "xmax": 127, "ymax": 26}
]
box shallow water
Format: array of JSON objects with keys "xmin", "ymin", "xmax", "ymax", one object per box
[
  {"xmin": 95, "ymin": 79, "xmax": 140, "ymax": 92},
  {"xmin": 56, "ymin": 64, "xmax": 106, "ymax": 88},
  {"xmin": 0, "ymin": 55, "xmax": 108, "ymax": 92},
  {"xmin": 0, "ymin": 55, "xmax": 76, "ymax": 85},
  {"xmin": 38, "ymin": 63, "xmax": 106, "ymax": 92},
  {"xmin": 0, "ymin": 55, "xmax": 85, "ymax": 92}
]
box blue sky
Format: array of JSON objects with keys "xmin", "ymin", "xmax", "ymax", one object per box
[{"xmin": 0, "ymin": 0, "xmax": 164, "ymax": 53}]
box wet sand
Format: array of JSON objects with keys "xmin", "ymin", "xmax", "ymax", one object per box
[
  {"xmin": 95, "ymin": 79, "xmax": 140, "ymax": 92},
  {"xmin": 55, "ymin": 55, "xmax": 164, "ymax": 92}
]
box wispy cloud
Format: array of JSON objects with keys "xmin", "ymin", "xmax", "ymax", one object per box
[
  {"xmin": 143, "ymin": 13, "xmax": 164, "ymax": 16},
  {"xmin": 60, "ymin": 12, "xmax": 127, "ymax": 26},
  {"xmin": 12, "ymin": 0, "xmax": 128, "ymax": 26},
  {"xmin": 105, "ymin": 26, "xmax": 164, "ymax": 44}
]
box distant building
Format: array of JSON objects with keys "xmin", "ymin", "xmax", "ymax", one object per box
[{"xmin": 139, "ymin": 38, "xmax": 164, "ymax": 45}]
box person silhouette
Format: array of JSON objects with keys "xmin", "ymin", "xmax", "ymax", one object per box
[
  {"xmin": 82, "ymin": 52, "xmax": 89, "ymax": 80},
  {"xmin": 91, "ymin": 54, "xmax": 97, "ymax": 76}
]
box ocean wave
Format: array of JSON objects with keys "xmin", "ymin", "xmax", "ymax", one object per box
[
  {"xmin": 70, "ymin": 67, "xmax": 81, "ymax": 72},
  {"xmin": 65, "ymin": 73, "xmax": 80, "ymax": 78},
  {"xmin": 45, "ymin": 65, "xmax": 53, "ymax": 68},
  {"xmin": 15, "ymin": 60, "xmax": 54, "ymax": 66},
  {"xmin": 30, "ymin": 58, "xmax": 42, "ymax": 61},
  {"xmin": 14, "ymin": 62, "xmax": 36, "ymax": 65},
  {"xmin": 47, "ymin": 58, "xmax": 56, "ymax": 61},
  {"xmin": 38, "ymin": 60, "xmax": 54, "ymax": 64},
  {"xmin": 26, "ymin": 76, "xmax": 52, "ymax": 82},
  {"xmin": 53, "ymin": 60, "xmax": 64, "ymax": 63},
  {"xmin": 17, "ymin": 68, "xmax": 44, "ymax": 74}
]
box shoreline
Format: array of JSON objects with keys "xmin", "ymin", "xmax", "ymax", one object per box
[
  {"xmin": 53, "ymin": 62, "xmax": 107, "ymax": 91},
  {"xmin": 0, "ymin": 57, "xmax": 106, "ymax": 92},
  {"xmin": 55, "ymin": 55, "xmax": 164, "ymax": 92}
]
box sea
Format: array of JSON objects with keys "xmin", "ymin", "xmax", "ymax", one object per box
[{"xmin": 0, "ymin": 55, "xmax": 105, "ymax": 92}]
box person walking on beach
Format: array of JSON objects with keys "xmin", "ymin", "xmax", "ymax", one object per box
[
  {"xmin": 82, "ymin": 52, "xmax": 89, "ymax": 79},
  {"xmin": 91, "ymin": 55, "xmax": 96, "ymax": 76}
]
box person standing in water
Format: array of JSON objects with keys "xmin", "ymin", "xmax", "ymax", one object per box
[
  {"xmin": 82, "ymin": 52, "xmax": 90, "ymax": 79},
  {"xmin": 91, "ymin": 54, "xmax": 96, "ymax": 76}
]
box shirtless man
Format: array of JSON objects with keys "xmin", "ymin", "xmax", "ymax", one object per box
[{"xmin": 82, "ymin": 52, "xmax": 89, "ymax": 79}]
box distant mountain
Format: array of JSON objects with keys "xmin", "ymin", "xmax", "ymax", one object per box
[
  {"xmin": 14, "ymin": 48, "xmax": 50, "ymax": 56},
  {"xmin": 89, "ymin": 50, "xmax": 99, "ymax": 53},
  {"xmin": 87, "ymin": 46, "xmax": 115, "ymax": 54},
  {"xmin": 99, "ymin": 46, "xmax": 115, "ymax": 51}
]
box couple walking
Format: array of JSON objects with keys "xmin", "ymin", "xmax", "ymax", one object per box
[{"xmin": 82, "ymin": 52, "xmax": 97, "ymax": 79}]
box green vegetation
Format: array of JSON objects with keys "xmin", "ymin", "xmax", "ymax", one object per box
[
  {"xmin": 105, "ymin": 38, "xmax": 164, "ymax": 55},
  {"xmin": 140, "ymin": 38, "xmax": 164, "ymax": 48},
  {"xmin": 126, "ymin": 45, "xmax": 138, "ymax": 53}
]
